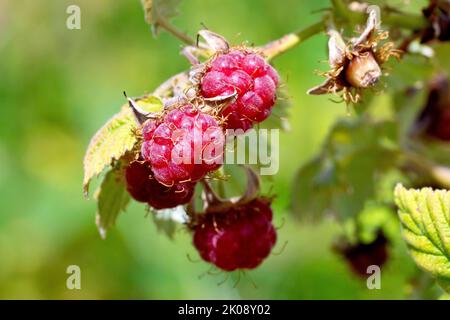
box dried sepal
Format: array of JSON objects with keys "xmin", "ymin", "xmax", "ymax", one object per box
[
  {"xmin": 197, "ymin": 29, "xmax": 230, "ymax": 53},
  {"xmin": 308, "ymin": 7, "xmax": 401, "ymax": 104},
  {"xmin": 307, "ymin": 78, "xmax": 342, "ymax": 95},
  {"xmin": 328, "ymin": 30, "xmax": 346, "ymax": 67},
  {"xmin": 200, "ymin": 166, "xmax": 262, "ymax": 214},
  {"xmin": 125, "ymin": 93, "xmax": 161, "ymax": 125},
  {"xmin": 352, "ymin": 5, "xmax": 380, "ymax": 47},
  {"xmin": 182, "ymin": 46, "xmax": 201, "ymax": 66}
]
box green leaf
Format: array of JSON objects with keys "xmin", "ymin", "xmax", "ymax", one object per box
[
  {"xmin": 141, "ymin": 0, "xmax": 182, "ymax": 34},
  {"xmin": 292, "ymin": 117, "xmax": 399, "ymax": 222},
  {"xmin": 152, "ymin": 206, "xmax": 189, "ymax": 239},
  {"xmin": 83, "ymin": 107, "xmax": 138, "ymax": 196},
  {"xmin": 386, "ymin": 55, "xmax": 434, "ymax": 93},
  {"xmin": 395, "ymin": 184, "xmax": 450, "ymax": 293},
  {"xmin": 95, "ymin": 167, "xmax": 131, "ymax": 239},
  {"xmin": 435, "ymin": 43, "xmax": 450, "ymax": 75},
  {"xmin": 292, "ymin": 158, "xmax": 336, "ymax": 222}
]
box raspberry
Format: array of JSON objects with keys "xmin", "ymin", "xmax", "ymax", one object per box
[
  {"xmin": 141, "ymin": 105, "xmax": 225, "ymax": 186},
  {"xmin": 335, "ymin": 231, "xmax": 389, "ymax": 278},
  {"xmin": 193, "ymin": 198, "xmax": 277, "ymax": 271},
  {"xmin": 125, "ymin": 161, "xmax": 195, "ymax": 210},
  {"xmin": 200, "ymin": 49, "xmax": 280, "ymax": 131}
]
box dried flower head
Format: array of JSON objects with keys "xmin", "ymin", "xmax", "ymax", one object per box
[{"xmin": 308, "ymin": 7, "xmax": 401, "ymax": 104}]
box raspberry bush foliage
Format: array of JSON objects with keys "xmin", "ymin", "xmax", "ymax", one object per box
[{"xmin": 83, "ymin": 0, "xmax": 450, "ymax": 289}]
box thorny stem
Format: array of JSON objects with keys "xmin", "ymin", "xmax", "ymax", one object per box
[{"xmin": 156, "ymin": 15, "xmax": 195, "ymax": 46}]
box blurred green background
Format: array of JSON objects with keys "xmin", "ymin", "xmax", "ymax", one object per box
[{"xmin": 0, "ymin": 0, "xmax": 433, "ymax": 299}]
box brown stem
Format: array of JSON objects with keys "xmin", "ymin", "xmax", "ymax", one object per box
[{"xmin": 156, "ymin": 15, "xmax": 195, "ymax": 46}]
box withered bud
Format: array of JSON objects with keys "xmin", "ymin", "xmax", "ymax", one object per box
[
  {"xmin": 307, "ymin": 7, "xmax": 400, "ymax": 104},
  {"xmin": 345, "ymin": 52, "xmax": 382, "ymax": 88}
]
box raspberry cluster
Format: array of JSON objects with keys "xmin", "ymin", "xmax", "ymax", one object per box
[
  {"xmin": 121, "ymin": 45, "xmax": 280, "ymax": 272},
  {"xmin": 125, "ymin": 161, "xmax": 195, "ymax": 209},
  {"xmin": 141, "ymin": 104, "xmax": 225, "ymax": 186},
  {"xmin": 193, "ymin": 198, "xmax": 277, "ymax": 271},
  {"xmin": 200, "ymin": 49, "xmax": 280, "ymax": 131}
]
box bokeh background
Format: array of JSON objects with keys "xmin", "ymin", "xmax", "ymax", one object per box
[{"xmin": 0, "ymin": 0, "xmax": 438, "ymax": 299}]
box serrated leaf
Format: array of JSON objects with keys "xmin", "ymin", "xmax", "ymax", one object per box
[
  {"xmin": 83, "ymin": 107, "xmax": 138, "ymax": 196},
  {"xmin": 152, "ymin": 206, "xmax": 189, "ymax": 239},
  {"xmin": 95, "ymin": 167, "xmax": 131, "ymax": 239},
  {"xmin": 395, "ymin": 184, "xmax": 450, "ymax": 293},
  {"xmin": 141, "ymin": 0, "xmax": 182, "ymax": 35}
]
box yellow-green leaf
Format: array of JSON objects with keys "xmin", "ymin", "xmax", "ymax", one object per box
[
  {"xmin": 134, "ymin": 95, "xmax": 163, "ymax": 113},
  {"xmin": 83, "ymin": 107, "xmax": 138, "ymax": 196},
  {"xmin": 395, "ymin": 184, "xmax": 450, "ymax": 293},
  {"xmin": 95, "ymin": 167, "xmax": 130, "ymax": 239}
]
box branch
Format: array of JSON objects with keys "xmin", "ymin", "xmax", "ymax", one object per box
[
  {"xmin": 156, "ymin": 15, "xmax": 195, "ymax": 46},
  {"xmin": 331, "ymin": 0, "xmax": 428, "ymax": 30},
  {"xmin": 260, "ymin": 1, "xmax": 429, "ymax": 61},
  {"xmin": 261, "ymin": 21, "xmax": 324, "ymax": 61}
]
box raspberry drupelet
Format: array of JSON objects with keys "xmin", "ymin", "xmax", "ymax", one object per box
[
  {"xmin": 200, "ymin": 49, "xmax": 280, "ymax": 131},
  {"xmin": 193, "ymin": 198, "xmax": 277, "ymax": 271},
  {"xmin": 141, "ymin": 104, "xmax": 225, "ymax": 186}
]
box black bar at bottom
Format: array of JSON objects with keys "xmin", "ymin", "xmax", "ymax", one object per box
[{"xmin": 0, "ymin": 300, "xmax": 444, "ymax": 318}]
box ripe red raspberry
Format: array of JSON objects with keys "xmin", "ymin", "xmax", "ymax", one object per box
[
  {"xmin": 200, "ymin": 49, "xmax": 280, "ymax": 131},
  {"xmin": 193, "ymin": 198, "xmax": 277, "ymax": 271},
  {"xmin": 141, "ymin": 105, "xmax": 225, "ymax": 186},
  {"xmin": 125, "ymin": 161, "xmax": 195, "ymax": 210}
]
